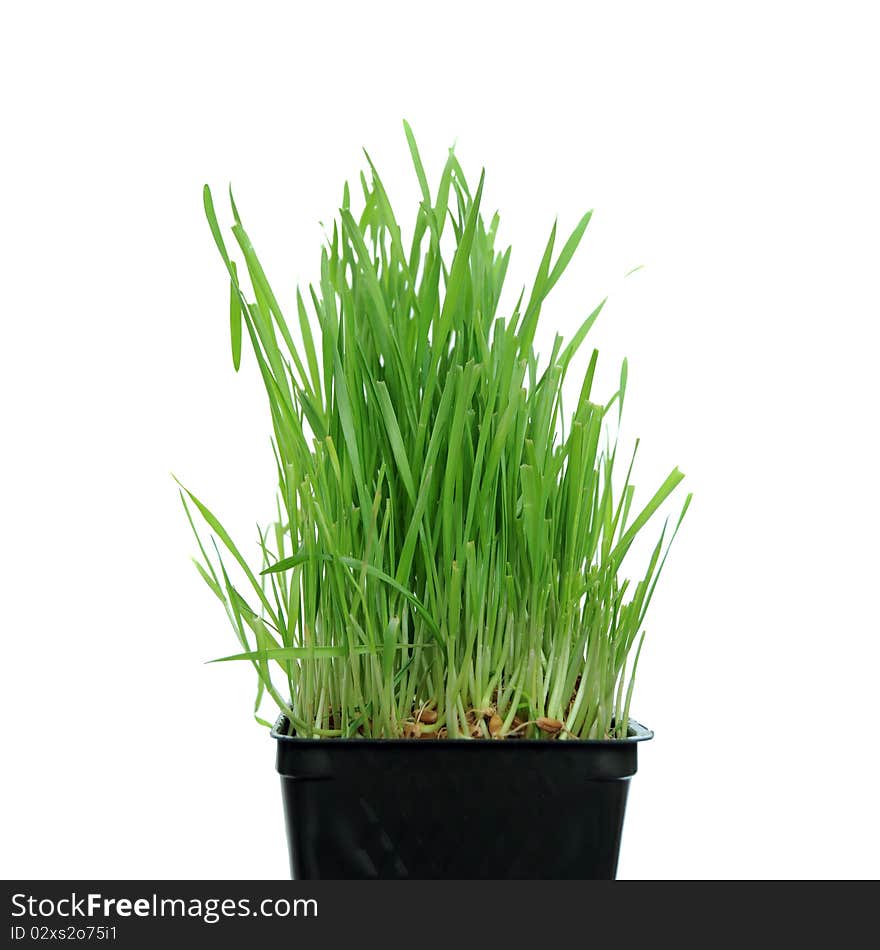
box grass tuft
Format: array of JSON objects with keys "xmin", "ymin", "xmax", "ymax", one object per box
[{"xmin": 182, "ymin": 122, "xmax": 690, "ymax": 740}]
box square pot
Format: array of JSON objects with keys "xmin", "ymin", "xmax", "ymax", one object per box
[{"xmin": 272, "ymin": 716, "xmax": 652, "ymax": 879}]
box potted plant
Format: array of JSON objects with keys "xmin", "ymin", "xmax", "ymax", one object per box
[{"xmin": 179, "ymin": 122, "xmax": 690, "ymax": 879}]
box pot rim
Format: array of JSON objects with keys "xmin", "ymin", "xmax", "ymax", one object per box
[{"xmin": 270, "ymin": 714, "xmax": 653, "ymax": 746}]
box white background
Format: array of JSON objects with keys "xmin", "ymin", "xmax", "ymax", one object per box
[{"xmin": 2, "ymin": 1, "xmax": 878, "ymax": 880}]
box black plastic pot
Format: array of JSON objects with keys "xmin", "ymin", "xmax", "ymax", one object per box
[{"xmin": 272, "ymin": 716, "xmax": 652, "ymax": 879}]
